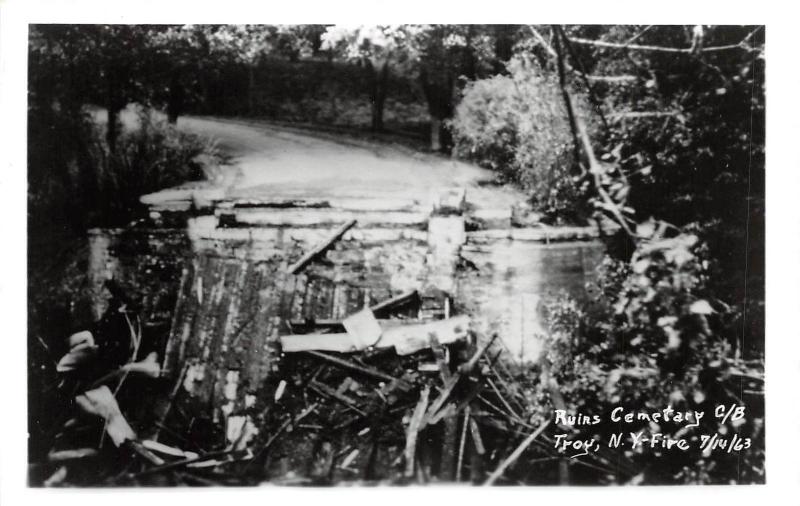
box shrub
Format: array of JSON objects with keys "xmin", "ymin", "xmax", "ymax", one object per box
[
  {"xmin": 89, "ymin": 110, "xmax": 223, "ymax": 226},
  {"xmin": 449, "ymin": 55, "xmax": 594, "ymax": 223},
  {"xmin": 28, "ymin": 106, "xmax": 223, "ymax": 230},
  {"xmin": 27, "ymin": 105, "xmax": 224, "ymax": 458},
  {"xmin": 534, "ymin": 231, "xmax": 764, "ymax": 484}
]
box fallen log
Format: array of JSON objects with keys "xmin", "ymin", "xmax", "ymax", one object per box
[{"xmin": 286, "ymin": 219, "xmax": 357, "ymax": 274}]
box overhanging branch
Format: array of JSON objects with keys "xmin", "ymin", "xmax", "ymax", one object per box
[{"xmin": 566, "ymin": 35, "xmax": 760, "ymax": 54}]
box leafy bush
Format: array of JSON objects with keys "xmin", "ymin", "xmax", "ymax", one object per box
[
  {"xmin": 27, "ymin": 105, "xmax": 223, "ymax": 459},
  {"xmin": 566, "ymin": 25, "xmax": 765, "ymax": 357},
  {"xmin": 449, "ymin": 55, "xmax": 594, "ymax": 222},
  {"xmin": 90, "ymin": 111, "xmax": 223, "ymax": 225},
  {"xmin": 28, "ymin": 107, "xmax": 223, "ymax": 230},
  {"xmin": 533, "ymin": 231, "xmax": 764, "ymax": 484},
  {"xmin": 505, "ymin": 25, "xmax": 765, "ymax": 485}
]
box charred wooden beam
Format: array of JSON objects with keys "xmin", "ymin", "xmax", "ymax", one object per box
[
  {"xmin": 303, "ymin": 350, "xmax": 406, "ymax": 387},
  {"xmin": 484, "ymin": 419, "xmax": 551, "ymax": 486},
  {"xmin": 308, "ymin": 380, "xmax": 366, "ymax": 416},
  {"xmin": 469, "ymin": 416, "xmax": 486, "ymax": 455},
  {"xmin": 404, "ymin": 385, "xmax": 430, "ymax": 478},
  {"xmin": 369, "ymin": 289, "xmax": 420, "ymax": 316},
  {"xmin": 287, "ymin": 219, "xmax": 357, "ymax": 274},
  {"xmin": 289, "ymin": 290, "xmax": 420, "ymax": 329}
]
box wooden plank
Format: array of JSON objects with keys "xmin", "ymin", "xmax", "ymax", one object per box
[
  {"xmin": 308, "ymin": 380, "xmax": 365, "ymax": 416},
  {"xmin": 456, "ymin": 406, "xmax": 470, "ymax": 482},
  {"xmin": 289, "ymin": 289, "xmax": 419, "ymax": 328},
  {"xmin": 458, "ymin": 332, "xmax": 498, "ymax": 374},
  {"xmin": 381, "ymin": 315, "xmax": 470, "ymax": 355},
  {"xmin": 440, "ymin": 412, "xmax": 458, "ymax": 481},
  {"xmin": 404, "ymin": 385, "xmax": 430, "ymax": 478},
  {"xmin": 469, "ymin": 416, "xmax": 486, "ymax": 455},
  {"xmin": 369, "ymin": 289, "xmax": 419, "ymax": 315},
  {"xmin": 425, "ymin": 374, "xmax": 462, "ymax": 425},
  {"xmin": 280, "ymin": 332, "xmax": 356, "ymax": 353},
  {"xmin": 483, "ymin": 419, "xmax": 551, "ymax": 486},
  {"xmin": 287, "ymin": 219, "xmax": 357, "ymax": 274},
  {"xmin": 280, "ymin": 315, "xmax": 470, "ymax": 355},
  {"xmin": 303, "ymin": 351, "xmax": 405, "ymax": 386},
  {"xmin": 342, "ymin": 308, "xmax": 382, "ymax": 349}
]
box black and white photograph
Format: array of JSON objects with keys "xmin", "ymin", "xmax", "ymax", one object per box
[{"xmin": 3, "ymin": 2, "xmax": 796, "ymax": 498}]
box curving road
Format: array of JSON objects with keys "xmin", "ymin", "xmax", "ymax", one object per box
[{"xmin": 173, "ymin": 116, "xmax": 526, "ymax": 210}]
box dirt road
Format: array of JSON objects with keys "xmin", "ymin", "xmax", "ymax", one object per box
[{"xmin": 174, "ymin": 116, "xmax": 525, "ymax": 210}]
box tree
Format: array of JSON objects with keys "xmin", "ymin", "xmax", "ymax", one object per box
[
  {"xmin": 321, "ymin": 24, "xmax": 513, "ymax": 150},
  {"xmin": 536, "ymin": 25, "xmax": 765, "ymax": 483},
  {"xmin": 321, "ymin": 25, "xmax": 415, "ymax": 132},
  {"xmin": 413, "ymin": 25, "xmax": 500, "ymax": 151},
  {"xmin": 30, "ymin": 25, "xmax": 172, "ymax": 147},
  {"xmin": 557, "ymin": 24, "xmax": 765, "ymax": 354}
]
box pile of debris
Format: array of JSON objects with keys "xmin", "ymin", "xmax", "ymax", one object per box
[
  {"xmin": 32, "ymin": 219, "xmax": 631, "ymax": 487},
  {"xmin": 32, "ymin": 281, "xmax": 636, "ymax": 487}
]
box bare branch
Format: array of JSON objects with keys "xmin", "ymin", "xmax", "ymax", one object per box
[
  {"xmin": 527, "ymin": 25, "xmax": 557, "ymax": 58},
  {"xmin": 551, "ymin": 26, "xmax": 637, "ymax": 239},
  {"xmin": 556, "ymin": 26, "xmax": 610, "ymax": 133},
  {"xmin": 551, "ymin": 25, "xmax": 582, "ymax": 172},
  {"xmin": 586, "ymin": 75, "xmax": 639, "ymax": 83},
  {"xmin": 624, "ymin": 25, "xmax": 654, "ymax": 46},
  {"xmin": 608, "ymin": 111, "xmax": 682, "ymax": 120},
  {"xmin": 566, "ymin": 36, "xmax": 759, "ymax": 54}
]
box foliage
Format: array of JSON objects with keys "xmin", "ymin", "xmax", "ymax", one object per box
[
  {"xmin": 449, "ymin": 54, "xmax": 594, "ymax": 222},
  {"xmin": 29, "ymin": 25, "xmax": 169, "ymax": 144},
  {"xmin": 28, "ymin": 106, "xmax": 222, "ymax": 231},
  {"xmin": 321, "ymin": 25, "xmax": 417, "ymax": 68},
  {"xmin": 29, "ymin": 24, "xmax": 521, "ymax": 147},
  {"xmin": 561, "ymin": 25, "xmax": 765, "ymax": 355},
  {"xmin": 321, "ymin": 24, "xmax": 520, "ymax": 145},
  {"xmin": 514, "ymin": 25, "xmax": 765, "ymax": 484},
  {"xmin": 193, "ymin": 56, "xmax": 427, "ymax": 132},
  {"xmin": 536, "ymin": 233, "xmax": 764, "ymax": 484}
]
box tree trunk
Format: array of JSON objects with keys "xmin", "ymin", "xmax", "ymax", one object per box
[
  {"xmin": 247, "ymin": 65, "xmax": 256, "ymax": 115},
  {"xmin": 105, "ymin": 66, "xmax": 125, "ymax": 150},
  {"xmin": 420, "ymin": 66, "xmax": 455, "ymax": 153},
  {"xmin": 369, "ymin": 61, "xmax": 389, "ymax": 132},
  {"xmin": 106, "ymin": 105, "xmax": 122, "ymax": 150},
  {"xmin": 166, "ymin": 74, "xmax": 184, "ymax": 125},
  {"xmin": 430, "ymin": 117, "xmax": 442, "ymax": 152}
]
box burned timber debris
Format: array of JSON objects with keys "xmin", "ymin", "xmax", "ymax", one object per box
[{"xmin": 32, "ymin": 184, "xmax": 619, "ymax": 486}]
